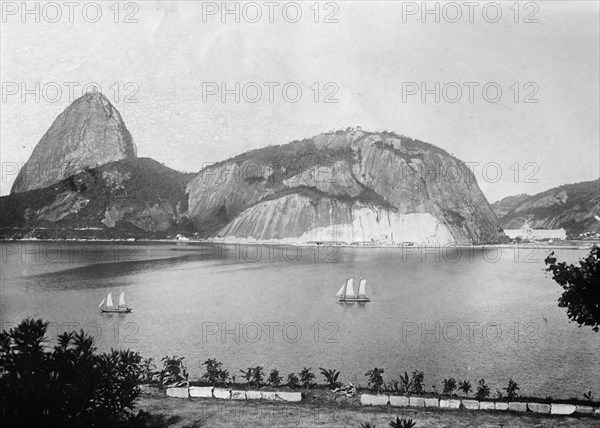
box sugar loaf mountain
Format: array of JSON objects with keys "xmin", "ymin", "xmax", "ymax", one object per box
[{"xmin": 2, "ymin": 92, "xmax": 509, "ymax": 244}]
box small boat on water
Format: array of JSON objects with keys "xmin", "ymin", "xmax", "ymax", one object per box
[
  {"xmin": 336, "ymin": 277, "xmax": 371, "ymax": 303},
  {"xmin": 99, "ymin": 290, "xmax": 132, "ymax": 313}
]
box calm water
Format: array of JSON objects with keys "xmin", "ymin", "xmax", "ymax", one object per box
[{"xmin": 1, "ymin": 241, "xmax": 598, "ymax": 399}]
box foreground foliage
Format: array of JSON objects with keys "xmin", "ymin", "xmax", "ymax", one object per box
[
  {"xmin": 161, "ymin": 355, "xmax": 189, "ymax": 387},
  {"xmin": 0, "ymin": 319, "xmax": 145, "ymax": 427},
  {"xmin": 360, "ymin": 415, "xmax": 417, "ymax": 428},
  {"xmin": 544, "ymin": 246, "xmax": 600, "ymax": 332},
  {"xmin": 389, "ymin": 416, "xmax": 417, "ymax": 428}
]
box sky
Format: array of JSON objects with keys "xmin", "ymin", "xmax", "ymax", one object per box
[{"xmin": 1, "ymin": 0, "xmax": 599, "ymax": 202}]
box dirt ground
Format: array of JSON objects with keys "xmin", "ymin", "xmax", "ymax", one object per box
[{"xmin": 136, "ymin": 395, "xmax": 598, "ymax": 428}]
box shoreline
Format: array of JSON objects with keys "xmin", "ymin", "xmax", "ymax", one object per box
[{"xmin": 1, "ymin": 237, "xmax": 596, "ymax": 251}]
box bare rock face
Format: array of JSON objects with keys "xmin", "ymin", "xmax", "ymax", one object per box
[
  {"xmin": 11, "ymin": 92, "xmax": 136, "ymax": 194},
  {"xmin": 186, "ymin": 160, "xmax": 275, "ymax": 229},
  {"xmin": 187, "ymin": 129, "xmax": 503, "ymax": 245}
]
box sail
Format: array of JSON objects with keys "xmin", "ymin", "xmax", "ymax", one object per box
[
  {"xmin": 345, "ymin": 278, "xmax": 355, "ymax": 298},
  {"xmin": 358, "ymin": 279, "xmax": 367, "ymax": 297},
  {"xmin": 106, "ymin": 292, "xmax": 114, "ymax": 308},
  {"xmin": 98, "ymin": 297, "xmax": 105, "ymax": 308},
  {"xmin": 118, "ymin": 292, "xmax": 126, "ymax": 307},
  {"xmin": 335, "ymin": 283, "xmax": 346, "ymax": 297}
]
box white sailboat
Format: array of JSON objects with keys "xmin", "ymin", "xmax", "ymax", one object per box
[
  {"xmin": 356, "ymin": 278, "xmax": 371, "ymax": 302},
  {"xmin": 337, "ymin": 277, "xmax": 370, "ymax": 303},
  {"xmin": 99, "ymin": 289, "xmax": 132, "ymax": 313}
]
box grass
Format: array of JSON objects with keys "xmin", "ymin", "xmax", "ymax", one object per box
[{"xmin": 136, "ymin": 394, "xmax": 600, "ymax": 428}]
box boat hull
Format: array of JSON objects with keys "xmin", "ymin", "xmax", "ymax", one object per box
[
  {"xmin": 339, "ymin": 298, "xmax": 370, "ymax": 303},
  {"xmin": 100, "ymin": 308, "xmax": 132, "ymax": 313}
]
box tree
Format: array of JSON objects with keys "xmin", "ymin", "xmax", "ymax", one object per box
[
  {"xmin": 267, "ymin": 369, "xmax": 282, "ymax": 387},
  {"xmin": 544, "ymin": 246, "xmax": 600, "ymax": 332},
  {"xmin": 442, "ymin": 377, "xmax": 457, "ymax": 396},
  {"xmin": 299, "ymin": 367, "xmax": 315, "ymax": 389},
  {"xmin": 160, "ymin": 355, "xmax": 189, "ymax": 387},
  {"xmin": 475, "ymin": 379, "xmax": 490, "ymax": 400},
  {"xmin": 319, "ymin": 367, "xmax": 341, "ymax": 389},
  {"xmin": 0, "ymin": 318, "xmax": 144, "ymax": 427},
  {"xmin": 458, "ymin": 380, "xmax": 472, "ymax": 396},
  {"xmin": 365, "ymin": 368, "xmax": 385, "ymax": 393},
  {"xmin": 202, "ymin": 358, "xmax": 229, "ymax": 386}
]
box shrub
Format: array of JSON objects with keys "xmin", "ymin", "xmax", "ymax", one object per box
[
  {"xmin": 300, "ymin": 367, "xmax": 315, "ymax": 389},
  {"xmin": 410, "ymin": 371, "xmax": 424, "ymax": 394},
  {"xmin": 140, "ymin": 357, "xmax": 157, "ymax": 384},
  {"xmin": 268, "ymin": 369, "xmax": 283, "ymax": 387},
  {"xmin": 202, "ymin": 358, "xmax": 229, "ymax": 386},
  {"xmin": 240, "ymin": 367, "xmax": 254, "ymax": 386},
  {"xmin": 442, "ymin": 378, "xmax": 457, "ymax": 396},
  {"xmin": 504, "ymin": 379, "xmax": 519, "ymax": 401},
  {"xmin": 366, "ymin": 368, "xmax": 385, "ymax": 393},
  {"xmin": 386, "ymin": 379, "xmax": 400, "ymax": 393},
  {"xmin": 160, "ymin": 355, "xmax": 189, "ymax": 387},
  {"xmin": 458, "ymin": 380, "xmax": 472, "ymax": 396},
  {"xmin": 399, "ymin": 371, "xmax": 411, "ymax": 394},
  {"xmin": 287, "ymin": 373, "xmax": 300, "ymax": 389},
  {"xmin": 583, "ymin": 391, "xmax": 594, "ymax": 402},
  {"xmin": 360, "ymin": 423, "xmax": 376, "ymax": 428},
  {"xmin": 320, "ymin": 367, "xmax": 342, "ymax": 389},
  {"xmin": 0, "ymin": 318, "xmax": 144, "ymax": 427},
  {"xmin": 252, "ymin": 366, "xmax": 264, "ymax": 387},
  {"xmin": 475, "ymin": 379, "xmax": 490, "ymax": 400},
  {"xmin": 389, "ymin": 416, "xmax": 417, "ymax": 428},
  {"xmin": 495, "ymin": 388, "xmax": 504, "ymax": 400}
]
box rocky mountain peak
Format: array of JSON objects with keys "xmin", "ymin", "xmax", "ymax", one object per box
[{"xmin": 10, "ymin": 91, "xmax": 136, "ymax": 194}]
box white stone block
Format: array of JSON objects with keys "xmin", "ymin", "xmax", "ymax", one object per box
[
  {"xmin": 213, "ymin": 388, "xmax": 231, "ymax": 399},
  {"xmin": 494, "ymin": 402, "xmax": 508, "ymax": 411},
  {"xmin": 440, "ymin": 399, "xmax": 461, "ymax": 409},
  {"xmin": 361, "ymin": 394, "xmax": 389, "ymax": 406},
  {"xmin": 246, "ymin": 390, "xmax": 262, "ymax": 399},
  {"xmin": 508, "ymin": 402, "xmax": 527, "ymax": 412},
  {"xmin": 424, "ymin": 398, "xmax": 439, "ymax": 408},
  {"xmin": 527, "ymin": 403, "xmax": 550, "ymax": 414},
  {"xmin": 575, "ymin": 405, "xmax": 594, "ymax": 415},
  {"xmin": 409, "ymin": 396, "xmax": 425, "ymax": 407},
  {"xmin": 189, "ymin": 386, "xmax": 213, "ymax": 398},
  {"xmin": 166, "ymin": 387, "xmax": 189, "ymax": 398},
  {"xmin": 389, "ymin": 396, "xmax": 409, "ymax": 407},
  {"xmin": 231, "ymin": 390, "xmax": 246, "ymax": 400},
  {"xmin": 462, "ymin": 399, "xmax": 479, "ymax": 410},
  {"xmin": 479, "ymin": 401, "xmax": 495, "ymax": 410},
  {"xmin": 276, "ymin": 391, "xmax": 302, "ymax": 402},
  {"xmin": 551, "ymin": 403, "xmax": 576, "ymax": 415},
  {"xmin": 261, "ymin": 391, "xmax": 278, "ymax": 400}
]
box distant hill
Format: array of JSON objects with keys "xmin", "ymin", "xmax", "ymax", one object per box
[
  {"xmin": 0, "ymin": 158, "xmax": 194, "ymax": 239},
  {"xmin": 2, "ymin": 94, "xmax": 507, "ymax": 244},
  {"xmin": 496, "ymin": 179, "xmax": 600, "ymax": 236},
  {"xmin": 185, "ymin": 129, "xmax": 504, "ymax": 244},
  {"xmin": 491, "ymin": 194, "xmax": 531, "ymax": 218}
]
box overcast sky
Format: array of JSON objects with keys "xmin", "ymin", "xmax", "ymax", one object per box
[{"xmin": 1, "ymin": 1, "xmax": 598, "ymax": 202}]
